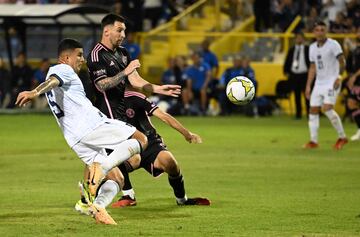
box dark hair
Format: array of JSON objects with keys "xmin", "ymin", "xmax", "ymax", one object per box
[
  {"xmin": 101, "ymin": 13, "xmax": 125, "ymax": 29},
  {"xmin": 313, "ymin": 20, "xmax": 327, "ymax": 28},
  {"xmin": 58, "ymin": 38, "xmax": 82, "ymax": 56}
]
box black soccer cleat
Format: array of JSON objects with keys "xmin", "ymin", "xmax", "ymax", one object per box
[{"xmin": 177, "ymin": 197, "xmax": 210, "ymax": 206}]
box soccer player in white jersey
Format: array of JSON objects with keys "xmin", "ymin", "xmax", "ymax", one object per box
[
  {"xmin": 304, "ymin": 21, "xmax": 348, "ymax": 150},
  {"xmin": 15, "ymin": 39, "xmax": 175, "ymax": 225}
]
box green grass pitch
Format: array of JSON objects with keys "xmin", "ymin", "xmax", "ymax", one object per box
[{"xmin": 0, "ymin": 114, "xmax": 359, "ymax": 237}]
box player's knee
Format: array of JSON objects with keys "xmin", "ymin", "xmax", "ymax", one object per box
[
  {"xmin": 132, "ymin": 130, "xmax": 148, "ymax": 151},
  {"xmin": 309, "ymin": 107, "xmax": 320, "ymax": 114},
  {"xmin": 128, "ymin": 154, "xmax": 141, "ymax": 170},
  {"xmin": 322, "ymin": 104, "xmax": 333, "ymax": 111},
  {"xmin": 164, "ymin": 158, "xmax": 179, "ymax": 176},
  {"xmin": 105, "ymin": 168, "xmax": 124, "ymax": 189}
]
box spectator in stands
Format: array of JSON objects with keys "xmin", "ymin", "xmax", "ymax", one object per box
[
  {"xmin": 304, "ymin": 6, "xmax": 321, "ymax": 32},
  {"xmin": 253, "ymin": 0, "xmax": 272, "ymax": 32},
  {"xmin": 329, "ymin": 12, "xmax": 348, "ymax": 33},
  {"xmin": 241, "ymin": 56, "xmax": 258, "ymax": 117},
  {"xmin": 273, "ymin": 0, "xmax": 299, "ymax": 32},
  {"xmin": 32, "ymin": 58, "xmax": 50, "ymax": 109},
  {"xmin": 122, "ymin": 31, "xmax": 141, "ymax": 60},
  {"xmin": 241, "ymin": 56, "xmax": 257, "ymax": 88},
  {"xmin": 0, "ymin": 57, "xmax": 11, "ymax": 108},
  {"xmin": 199, "ymin": 39, "xmax": 220, "ymax": 110},
  {"xmin": 113, "ymin": 0, "xmax": 144, "ymax": 32},
  {"xmin": 321, "ymin": 0, "xmax": 347, "ymax": 24},
  {"xmin": 218, "ymin": 56, "xmax": 243, "ymax": 115},
  {"xmin": 346, "ymin": 0, "xmax": 360, "ymax": 28},
  {"xmin": 160, "ymin": 56, "xmax": 187, "ymax": 115},
  {"xmin": 144, "ymin": 0, "xmax": 163, "ymax": 29},
  {"xmin": 8, "ymin": 27, "xmax": 23, "ymax": 61},
  {"xmin": 199, "ymin": 39, "xmax": 219, "ymax": 78},
  {"xmin": 343, "ymin": 25, "xmax": 359, "ymax": 56},
  {"xmin": 9, "ymin": 52, "xmax": 33, "ymax": 108},
  {"xmin": 182, "ymin": 51, "xmax": 212, "ymax": 115},
  {"xmin": 221, "ymin": 0, "xmax": 253, "ymax": 28},
  {"xmin": 284, "ymin": 32, "xmax": 310, "ymax": 119}
]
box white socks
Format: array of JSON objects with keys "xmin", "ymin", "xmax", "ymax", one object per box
[
  {"xmin": 94, "ymin": 180, "xmax": 119, "ymax": 208},
  {"xmin": 97, "ymin": 139, "xmax": 141, "ymax": 173},
  {"xmin": 308, "ymin": 114, "xmax": 319, "ymax": 143},
  {"xmin": 122, "ymin": 188, "xmax": 135, "ymax": 199},
  {"xmin": 176, "ymin": 195, "xmax": 188, "ymax": 205},
  {"xmin": 324, "ymin": 110, "xmax": 346, "ymax": 138}
]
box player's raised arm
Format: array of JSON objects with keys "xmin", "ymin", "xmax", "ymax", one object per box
[
  {"xmin": 95, "ymin": 59, "xmax": 140, "ymax": 92},
  {"xmin": 127, "ymin": 70, "xmax": 181, "ymax": 97},
  {"xmin": 15, "ymin": 76, "xmax": 60, "ymax": 107},
  {"xmin": 152, "ymin": 108, "xmax": 202, "ymax": 144}
]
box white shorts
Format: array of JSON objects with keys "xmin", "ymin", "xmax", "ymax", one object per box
[
  {"xmin": 72, "ymin": 119, "xmax": 136, "ymax": 165},
  {"xmin": 310, "ymin": 84, "xmax": 341, "ymax": 107}
]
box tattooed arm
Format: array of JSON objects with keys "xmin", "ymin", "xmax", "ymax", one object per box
[
  {"xmin": 16, "ymin": 76, "xmax": 59, "ymax": 107},
  {"xmin": 95, "ymin": 60, "xmax": 140, "ymax": 92}
]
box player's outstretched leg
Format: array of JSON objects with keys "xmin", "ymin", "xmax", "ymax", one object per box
[
  {"xmin": 76, "ymin": 181, "xmax": 118, "ymax": 225},
  {"xmin": 155, "ymin": 151, "xmax": 210, "ymax": 206},
  {"xmin": 303, "ymin": 112, "xmax": 320, "ymax": 149},
  {"xmin": 87, "ymin": 162, "xmax": 105, "ymax": 196},
  {"xmin": 324, "ymin": 109, "xmax": 348, "ymax": 150},
  {"xmin": 75, "ymin": 181, "xmax": 91, "ymax": 216},
  {"xmin": 112, "ymin": 158, "xmax": 139, "ymax": 208}
]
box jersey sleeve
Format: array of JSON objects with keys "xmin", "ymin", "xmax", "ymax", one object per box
[
  {"xmin": 143, "ymin": 97, "xmax": 158, "ymax": 116},
  {"xmin": 47, "ymin": 64, "xmax": 74, "ymax": 87},
  {"xmin": 87, "ymin": 54, "xmax": 108, "ymax": 83},
  {"xmin": 127, "ymin": 93, "xmax": 158, "ymax": 116},
  {"xmin": 332, "ymin": 40, "xmax": 343, "ymax": 58}
]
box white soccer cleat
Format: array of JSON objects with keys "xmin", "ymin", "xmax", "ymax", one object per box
[{"xmin": 350, "ymin": 130, "xmax": 360, "ymax": 141}]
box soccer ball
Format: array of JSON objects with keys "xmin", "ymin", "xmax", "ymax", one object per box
[{"xmin": 226, "ymin": 76, "xmax": 255, "ymax": 105}]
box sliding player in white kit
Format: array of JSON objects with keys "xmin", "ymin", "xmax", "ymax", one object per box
[
  {"xmin": 304, "ymin": 21, "xmax": 348, "ymax": 150},
  {"xmin": 15, "ymin": 39, "xmax": 151, "ymax": 225}
]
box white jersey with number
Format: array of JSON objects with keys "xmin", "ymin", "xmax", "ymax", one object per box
[
  {"xmin": 309, "ymin": 38, "xmax": 343, "ymax": 86},
  {"xmin": 45, "ymin": 64, "xmax": 107, "ymax": 147}
]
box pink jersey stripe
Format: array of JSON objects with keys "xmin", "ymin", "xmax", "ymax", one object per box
[
  {"xmin": 93, "ymin": 81, "xmax": 114, "ymax": 119},
  {"xmin": 124, "ymin": 91, "xmax": 146, "ymax": 99},
  {"xmin": 91, "ymin": 44, "xmax": 101, "ymax": 62},
  {"xmin": 103, "ymin": 91, "xmax": 114, "ymax": 119}
]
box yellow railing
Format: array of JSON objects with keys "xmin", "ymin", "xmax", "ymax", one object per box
[
  {"xmin": 283, "ymin": 15, "xmax": 302, "ymax": 53},
  {"xmin": 146, "ymin": 0, "xmax": 208, "ymax": 35}
]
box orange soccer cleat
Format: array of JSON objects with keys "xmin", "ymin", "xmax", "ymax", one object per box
[
  {"xmin": 89, "ymin": 204, "xmax": 117, "ymax": 225},
  {"xmin": 333, "ymin": 138, "xmax": 348, "ymax": 150},
  {"xmin": 112, "ymin": 195, "xmax": 137, "ymax": 208},
  {"xmin": 303, "ymin": 141, "xmax": 319, "ymax": 149}
]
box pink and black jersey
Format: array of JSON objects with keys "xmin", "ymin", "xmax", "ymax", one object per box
[
  {"xmin": 87, "ymin": 43, "xmax": 131, "ymax": 121},
  {"xmin": 124, "ymin": 91, "xmax": 159, "ymax": 140}
]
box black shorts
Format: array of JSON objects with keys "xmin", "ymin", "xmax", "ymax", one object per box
[{"xmin": 140, "ymin": 135, "xmax": 167, "ymax": 177}]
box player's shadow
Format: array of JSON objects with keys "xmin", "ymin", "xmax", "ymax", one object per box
[{"xmin": 110, "ymin": 197, "xmax": 197, "ymax": 220}]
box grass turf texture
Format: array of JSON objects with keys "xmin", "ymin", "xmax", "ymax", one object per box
[{"xmin": 0, "ymin": 114, "xmax": 359, "ymax": 237}]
